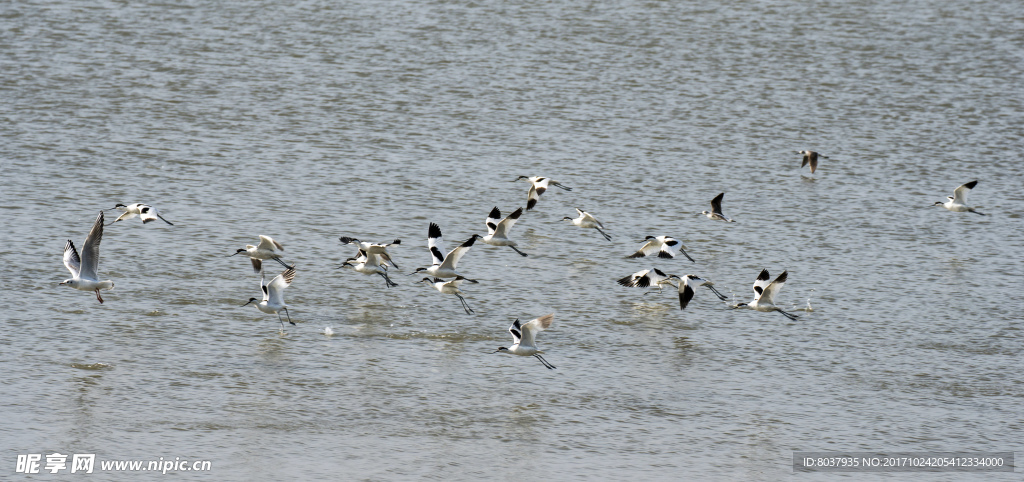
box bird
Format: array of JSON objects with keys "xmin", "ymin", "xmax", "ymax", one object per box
[
  {"xmin": 734, "ymin": 269, "xmax": 799, "ymax": 320},
  {"xmin": 339, "ymin": 236, "xmax": 402, "ymax": 268},
  {"xmin": 419, "ymin": 276, "xmax": 478, "ymax": 314},
  {"xmin": 340, "ymin": 252, "xmax": 398, "ymax": 288},
  {"xmin": 562, "ymin": 207, "xmax": 612, "ymax": 241},
  {"xmin": 512, "ymin": 176, "xmax": 572, "ymax": 211},
  {"xmin": 60, "ymin": 211, "xmax": 115, "ymax": 303},
  {"xmin": 242, "ymin": 266, "xmax": 297, "ymax": 333},
  {"xmin": 616, "ymin": 268, "xmax": 681, "ymax": 293},
  {"xmin": 797, "ymin": 150, "xmax": 829, "ymax": 174},
  {"xmin": 411, "ymin": 223, "xmax": 479, "ymax": 279},
  {"xmin": 494, "ymin": 314, "xmax": 556, "ymax": 369},
  {"xmin": 677, "ymin": 274, "xmax": 728, "ymax": 310},
  {"xmin": 932, "ymin": 180, "xmax": 986, "ymax": 215},
  {"xmin": 229, "ymin": 235, "xmax": 292, "ymax": 274},
  {"xmin": 699, "ymin": 193, "xmax": 734, "ymax": 222},
  {"xmin": 475, "ymin": 206, "xmax": 528, "ymax": 257},
  {"xmin": 627, "ymin": 236, "xmax": 694, "ymax": 262},
  {"xmin": 108, "ymin": 203, "xmax": 174, "ymax": 225}
]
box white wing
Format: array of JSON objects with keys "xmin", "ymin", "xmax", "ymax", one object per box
[
  {"xmin": 258, "ymin": 235, "xmax": 283, "ymax": 252},
  {"xmin": 485, "ymin": 207, "xmax": 501, "ymax": 236},
  {"xmin": 752, "ymin": 268, "xmax": 771, "ymax": 297},
  {"xmin": 758, "ymin": 271, "xmax": 788, "ymax": 304},
  {"xmin": 526, "ymin": 185, "xmax": 541, "ymax": 211},
  {"xmin": 581, "ymin": 211, "xmax": 603, "ymax": 229},
  {"xmin": 138, "ymin": 204, "xmax": 158, "ymax": 224},
  {"xmin": 63, "ymin": 240, "xmax": 81, "ymax": 277},
  {"xmin": 952, "ymin": 180, "xmax": 977, "ymax": 205},
  {"xmin": 617, "ymin": 268, "xmax": 653, "ymax": 288},
  {"xmin": 438, "ymin": 236, "xmax": 476, "ymax": 271},
  {"xmin": 266, "ymin": 267, "xmax": 296, "ymax": 305},
  {"xmin": 494, "ymin": 207, "xmax": 523, "ymax": 238},
  {"xmin": 79, "ymin": 211, "xmax": 104, "ymax": 281},
  {"xmin": 427, "ymin": 223, "xmax": 446, "ymax": 266},
  {"xmin": 520, "ymin": 313, "xmax": 554, "ymax": 347}
]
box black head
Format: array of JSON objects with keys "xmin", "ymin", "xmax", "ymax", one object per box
[
  {"xmin": 494, "ymin": 347, "xmax": 510, "ymax": 353},
  {"xmin": 561, "ymin": 216, "xmax": 573, "ymax": 221},
  {"xmin": 513, "ymin": 175, "xmax": 529, "ymax": 181},
  {"xmin": 644, "ymin": 235, "xmax": 655, "ymax": 240},
  {"xmin": 242, "ymin": 298, "xmax": 258, "ymax": 306},
  {"xmin": 931, "ymin": 201, "xmax": 944, "ymax": 206},
  {"xmin": 419, "ymin": 277, "xmax": 433, "ymax": 283}
]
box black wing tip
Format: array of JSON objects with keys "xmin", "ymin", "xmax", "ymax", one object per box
[
  {"xmin": 757, "ymin": 268, "xmax": 770, "ymax": 280},
  {"xmin": 776, "ymin": 271, "xmax": 788, "ymax": 283},
  {"xmin": 626, "ymin": 252, "xmax": 645, "ymax": 258},
  {"xmin": 488, "ymin": 207, "xmax": 501, "ymax": 218},
  {"xmin": 657, "ymin": 251, "xmax": 674, "ymax": 259},
  {"xmin": 526, "ymin": 199, "xmax": 537, "ymax": 211},
  {"xmin": 963, "ymin": 180, "xmax": 979, "ymax": 189},
  {"xmin": 428, "ymin": 223, "xmax": 442, "ymax": 238},
  {"xmin": 616, "ymin": 276, "xmax": 635, "ymax": 287}
]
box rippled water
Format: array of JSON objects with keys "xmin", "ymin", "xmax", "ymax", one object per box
[{"xmin": 3, "ymin": 0, "xmax": 1022, "ymax": 479}]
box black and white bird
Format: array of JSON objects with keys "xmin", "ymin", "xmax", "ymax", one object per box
[
  {"xmin": 932, "ymin": 180, "xmax": 986, "ymax": 215},
  {"xmin": 699, "ymin": 193, "xmax": 734, "ymax": 222},
  {"xmin": 475, "ymin": 207, "xmax": 528, "ymax": 256},
  {"xmin": 494, "ymin": 314, "xmax": 556, "ymax": 369},
  {"xmin": 797, "ymin": 150, "xmax": 829, "ymax": 174},
  {"xmin": 243, "ymin": 266, "xmax": 297, "ymax": 333},
  {"xmin": 562, "ymin": 207, "xmax": 612, "ymax": 241},
  {"xmin": 108, "ymin": 203, "xmax": 174, "ymax": 225},
  {"xmin": 677, "ymin": 274, "xmax": 728, "ymax": 310},
  {"xmin": 513, "ymin": 176, "xmax": 572, "ymax": 211},
  {"xmin": 339, "ymin": 236, "xmax": 402, "ymax": 268},
  {"xmin": 60, "ymin": 211, "xmax": 114, "ymax": 303},
  {"xmin": 340, "ymin": 252, "xmax": 398, "ymax": 288},
  {"xmin": 627, "ymin": 236, "xmax": 694, "ymax": 263},
  {"xmin": 411, "ymin": 223, "xmax": 478, "ymax": 279},
  {"xmin": 617, "ymin": 268, "xmax": 680, "ymax": 292},
  {"xmin": 734, "ymin": 269, "xmax": 799, "ymax": 320},
  {"xmin": 229, "ymin": 235, "xmax": 292, "ymax": 274},
  {"xmin": 419, "ymin": 276, "xmax": 478, "ymax": 315}
]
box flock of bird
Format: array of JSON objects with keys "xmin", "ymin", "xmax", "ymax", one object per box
[{"xmin": 59, "ymin": 156, "xmax": 988, "ymax": 369}]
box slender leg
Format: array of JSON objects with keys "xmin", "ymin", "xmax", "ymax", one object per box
[
  {"xmin": 776, "ymin": 308, "xmax": 799, "ymax": 321},
  {"xmin": 679, "ymin": 248, "xmax": 695, "ymax": 263},
  {"xmin": 595, "ymin": 227, "xmax": 612, "ymax": 241},
  {"xmin": 95, "ymin": 289, "xmax": 104, "ymax": 304},
  {"xmin": 509, "ymin": 245, "xmax": 529, "ymax": 257},
  {"xmin": 534, "ymin": 354, "xmax": 557, "ymax": 369},
  {"xmin": 552, "ymin": 182, "xmax": 573, "ymax": 191},
  {"xmin": 705, "ymin": 284, "xmax": 728, "ymax": 301},
  {"xmin": 456, "ymin": 293, "xmax": 474, "ymax": 315},
  {"xmin": 380, "ymin": 271, "xmax": 398, "ymax": 288},
  {"xmin": 156, "ymin": 214, "xmax": 174, "ymax": 225},
  {"xmin": 382, "ymin": 252, "xmax": 399, "ymax": 269},
  {"xmin": 273, "ymin": 257, "xmax": 292, "ymax": 269},
  {"xmin": 277, "ymin": 313, "xmax": 286, "ymax": 333},
  {"xmin": 283, "ymin": 307, "xmax": 295, "ymax": 325}
]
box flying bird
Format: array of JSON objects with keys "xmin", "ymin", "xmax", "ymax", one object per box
[
  {"xmin": 932, "ymin": 180, "xmax": 986, "ymax": 215},
  {"xmin": 243, "ymin": 266, "xmax": 297, "ymax": 332},
  {"xmin": 60, "ymin": 211, "xmax": 115, "ymax": 303},
  {"xmin": 627, "ymin": 236, "xmax": 695, "ymax": 262},
  {"xmin": 699, "ymin": 193, "xmax": 734, "ymax": 222},
  {"xmin": 229, "ymin": 235, "xmax": 292, "ymax": 274},
  {"xmin": 733, "ymin": 269, "xmax": 799, "ymax": 320},
  {"xmin": 475, "ymin": 206, "xmax": 528, "ymax": 256},
  {"xmin": 512, "ymin": 176, "xmax": 572, "ymax": 211},
  {"xmin": 797, "ymin": 150, "xmax": 829, "ymax": 174},
  {"xmin": 411, "ymin": 223, "xmax": 478, "ymax": 279},
  {"xmin": 494, "ymin": 314, "xmax": 556, "ymax": 369},
  {"xmin": 108, "ymin": 203, "xmax": 174, "ymax": 225},
  {"xmin": 563, "ymin": 207, "xmax": 612, "ymax": 241}
]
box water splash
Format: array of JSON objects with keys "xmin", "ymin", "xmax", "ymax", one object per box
[{"xmin": 323, "ymin": 326, "xmax": 335, "ymax": 336}]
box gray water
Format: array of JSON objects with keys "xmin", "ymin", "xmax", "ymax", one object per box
[{"xmin": 2, "ymin": 0, "xmax": 1022, "ymax": 479}]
